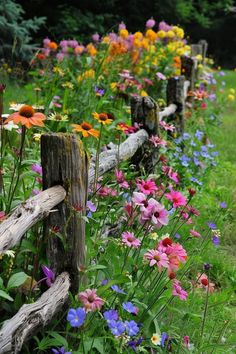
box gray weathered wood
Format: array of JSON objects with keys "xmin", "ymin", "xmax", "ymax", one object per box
[
  {"xmin": 191, "ymin": 44, "xmax": 203, "ymax": 57},
  {"xmin": 198, "ymin": 39, "xmax": 208, "ymax": 65},
  {"xmin": 131, "ymin": 96, "xmax": 160, "ymax": 172},
  {"xmin": 167, "ymin": 76, "xmax": 185, "ymax": 135},
  {"xmin": 0, "ymin": 186, "xmax": 66, "ymax": 254},
  {"xmin": 181, "ymin": 55, "xmax": 197, "ymax": 91},
  {"xmin": 88, "ymin": 129, "xmax": 148, "ymax": 186},
  {"xmin": 41, "ymin": 134, "xmax": 88, "ymax": 293},
  {"xmin": 0, "ymin": 272, "xmax": 70, "ymax": 354}
]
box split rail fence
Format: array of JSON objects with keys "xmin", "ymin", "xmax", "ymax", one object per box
[{"xmin": 0, "ymin": 40, "xmax": 207, "ymax": 353}]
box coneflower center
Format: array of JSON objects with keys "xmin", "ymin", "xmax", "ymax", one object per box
[{"xmin": 19, "ymin": 105, "xmax": 35, "ymax": 118}]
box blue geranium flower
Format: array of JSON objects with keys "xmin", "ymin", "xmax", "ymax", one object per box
[
  {"xmin": 67, "ymin": 307, "xmax": 86, "ymax": 327},
  {"xmin": 104, "ymin": 309, "xmax": 118, "ymax": 321},
  {"xmin": 125, "ymin": 320, "xmax": 140, "ymax": 336},
  {"xmin": 108, "ymin": 320, "xmax": 125, "ymax": 336}
]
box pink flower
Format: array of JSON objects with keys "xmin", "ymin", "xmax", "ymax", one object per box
[
  {"xmin": 92, "ymin": 33, "xmax": 100, "ymax": 42},
  {"xmin": 119, "ymin": 22, "xmax": 126, "ymax": 30},
  {"xmin": 190, "ymin": 229, "xmax": 201, "ymax": 238},
  {"xmin": 124, "ymin": 202, "xmax": 133, "ymax": 217},
  {"xmin": 156, "ymin": 72, "xmax": 167, "ymax": 81},
  {"xmin": 172, "ymin": 280, "xmax": 188, "ymax": 300},
  {"xmin": 78, "ymin": 289, "xmax": 104, "ymax": 312},
  {"xmin": 96, "ymin": 184, "xmax": 117, "ymax": 197},
  {"xmin": 115, "ymin": 169, "xmax": 129, "ymax": 189},
  {"xmin": 196, "ymin": 273, "xmax": 215, "ymax": 293},
  {"xmin": 122, "ymin": 231, "xmax": 141, "ymax": 248},
  {"xmin": 162, "ymin": 166, "xmax": 179, "ymax": 184},
  {"xmin": 146, "ymin": 18, "xmax": 156, "ymax": 28},
  {"xmin": 183, "ymin": 336, "xmax": 190, "ymax": 349},
  {"xmin": 160, "ymin": 121, "xmax": 175, "ymax": 131},
  {"xmin": 165, "ymin": 190, "xmax": 186, "ymax": 208},
  {"xmin": 132, "ymin": 192, "xmax": 148, "ymax": 207},
  {"xmin": 157, "ymin": 240, "xmax": 187, "ymax": 273},
  {"xmin": 149, "ymin": 135, "xmax": 167, "ymax": 147},
  {"xmin": 137, "ymin": 179, "xmax": 158, "ymax": 195},
  {"xmin": 144, "ymin": 249, "xmax": 169, "ymax": 271},
  {"xmin": 141, "ymin": 198, "xmax": 169, "ymax": 228}
]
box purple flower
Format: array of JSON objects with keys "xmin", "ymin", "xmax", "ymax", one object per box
[
  {"xmin": 104, "ymin": 309, "xmax": 118, "ymax": 321},
  {"xmin": 52, "ymin": 347, "xmax": 71, "ymax": 354},
  {"xmin": 195, "ymin": 130, "xmax": 204, "ymax": 140},
  {"xmin": 32, "ymin": 163, "xmax": 42, "ymax": 175},
  {"xmin": 159, "ymin": 21, "xmax": 172, "ymax": 31},
  {"xmin": 67, "ymin": 307, "xmax": 86, "ymax": 327},
  {"xmin": 219, "ymin": 202, "xmax": 227, "ymax": 209},
  {"xmin": 161, "ymin": 332, "xmax": 168, "ymax": 348},
  {"xmin": 125, "ymin": 320, "xmax": 139, "ymax": 336},
  {"xmin": 204, "ymin": 263, "xmax": 212, "ymax": 271},
  {"xmin": 207, "ymin": 222, "xmax": 216, "ymax": 229},
  {"xmin": 146, "ymin": 18, "xmax": 156, "ymax": 28},
  {"xmin": 119, "ymin": 22, "xmax": 126, "ymax": 30},
  {"xmin": 86, "ymin": 200, "xmax": 96, "ymax": 212},
  {"xmin": 212, "ymin": 236, "xmax": 220, "ymax": 246},
  {"xmin": 111, "ymin": 285, "xmax": 126, "ymax": 294},
  {"xmin": 92, "ymin": 33, "xmax": 100, "ymax": 42},
  {"xmin": 41, "ymin": 265, "xmax": 55, "ymax": 287},
  {"xmin": 108, "ymin": 320, "xmax": 125, "ymax": 336},
  {"xmin": 122, "ymin": 302, "xmax": 138, "ymax": 315},
  {"xmin": 101, "ymin": 279, "xmax": 109, "ymax": 285},
  {"xmin": 156, "ymin": 72, "xmax": 166, "ymax": 80},
  {"xmin": 174, "ymin": 233, "xmax": 181, "ymax": 239},
  {"xmin": 127, "ymin": 337, "xmax": 143, "ymax": 352},
  {"xmin": 94, "ymin": 86, "xmax": 105, "ymax": 97}
]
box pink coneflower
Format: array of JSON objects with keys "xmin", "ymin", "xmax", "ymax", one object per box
[
  {"xmin": 137, "ymin": 179, "xmax": 158, "ymax": 195},
  {"xmin": 78, "ymin": 289, "xmax": 104, "ymax": 312},
  {"xmin": 172, "ymin": 279, "xmax": 188, "ymax": 300},
  {"xmin": 149, "ymin": 135, "xmax": 167, "ymax": 147},
  {"xmin": 115, "ymin": 169, "xmax": 129, "ymax": 189},
  {"xmin": 144, "ymin": 249, "xmax": 169, "ymax": 271},
  {"xmin": 159, "ymin": 121, "xmax": 175, "ymax": 131},
  {"xmin": 141, "ymin": 198, "xmax": 169, "ymax": 228},
  {"xmin": 162, "ymin": 166, "xmax": 179, "ymax": 184},
  {"xmin": 165, "ymin": 190, "xmax": 186, "ymax": 208},
  {"xmin": 122, "ymin": 231, "xmax": 141, "ymax": 248},
  {"xmin": 132, "ymin": 192, "xmax": 148, "ymax": 207},
  {"xmin": 190, "ymin": 229, "xmax": 201, "ymax": 238},
  {"xmin": 124, "ymin": 202, "xmax": 133, "ymax": 217}
]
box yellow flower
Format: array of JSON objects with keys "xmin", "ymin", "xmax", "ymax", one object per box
[
  {"xmin": 172, "ymin": 26, "xmax": 184, "ymax": 39},
  {"xmin": 167, "ymin": 30, "xmax": 175, "ymax": 39},
  {"xmin": 198, "ymin": 64, "xmax": 203, "ymax": 70},
  {"xmin": 141, "ymin": 90, "xmax": 148, "ymax": 97},
  {"xmin": 119, "ymin": 29, "xmax": 129, "ymax": 39},
  {"xmin": 229, "ymin": 88, "xmax": 235, "ymax": 94},
  {"xmin": 110, "ymin": 82, "xmax": 117, "ymax": 91},
  {"xmin": 62, "ymin": 82, "xmax": 74, "ymax": 90},
  {"xmin": 151, "ymin": 333, "xmax": 161, "ymax": 346},
  {"xmin": 77, "ymin": 69, "xmax": 95, "ymax": 83},
  {"xmin": 150, "ymin": 232, "xmax": 159, "ymax": 240},
  {"xmin": 33, "ymin": 133, "xmax": 42, "ymax": 142},
  {"xmin": 92, "ymin": 112, "xmax": 114, "ymax": 125},
  {"xmin": 72, "ymin": 122, "xmax": 100, "ymax": 138},
  {"xmin": 102, "ymin": 36, "xmax": 110, "ymax": 44},
  {"xmin": 53, "ymin": 67, "xmax": 65, "ymax": 76},
  {"xmin": 196, "ymin": 54, "xmax": 203, "ymax": 62},
  {"xmin": 133, "ymin": 31, "xmax": 143, "ymax": 40},
  {"xmin": 86, "ymin": 43, "xmax": 97, "ymax": 56},
  {"xmin": 227, "ymin": 94, "xmax": 235, "ymax": 102},
  {"xmin": 157, "ymin": 30, "xmax": 166, "ymax": 39}
]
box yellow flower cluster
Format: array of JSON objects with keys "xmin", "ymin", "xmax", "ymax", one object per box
[
  {"xmin": 227, "ymin": 88, "xmax": 235, "ymax": 102},
  {"xmin": 77, "ymin": 69, "xmax": 95, "ymax": 83}
]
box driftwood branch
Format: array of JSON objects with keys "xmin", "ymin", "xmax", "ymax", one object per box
[
  {"xmin": 88, "ymin": 129, "xmax": 148, "ymax": 186},
  {"xmin": 0, "ymin": 186, "xmax": 66, "ymax": 254},
  {"xmin": 159, "ymin": 103, "xmax": 177, "ymax": 121},
  {"xmin": 0, "ymin": 272, "xmax": 70, "ymax": 354}
]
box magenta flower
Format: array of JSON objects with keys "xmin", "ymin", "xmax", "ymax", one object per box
[
  {"xmin": 92, "ymin": 33, "xmax": 100, "ymax": 42},
  {"xmin": 132, "ymin": 192, "xmax": 147, "ymax": 207},
  {"xmin": 159, "ymin": 121, "xmax": 175, "ymax": 131},
  {"xmin": 78, "ymin": 289, "xmax": 104, "ymax": 312},
  {"xmin": 141, "ymin": 198, "xmax": 169, "ymax": 228},
  {"xmin": 172, "ymin": 280, "xmax": 188, "ymax": 300},
  {"xmin": 119, "ymin": 22, "xmax": 126, "ymax": 30},
  {"xmin": 115, "ymin": 169, "xmax": 129, "ymax": 189},
  {"xmin": 32, "ymin": 163, "xmax": 42, "ymax": 175},
  {"xmin": 144, "ymin": 249, "xmax": 169, "ymax": 271},
  {"xmin": 149, "ymin": 135, "xmax": 167, "ymax": 147},
  {"xmin": 146, "ymin": 18, "xmax": 156, "ymax": 28},
  {"xmin": 41, "ymin": 265, "xmax": 55, "ymax": 287},
  {"xmin": 165, "ymin": 190, "xmax": 186, "ymax": 208},
  {"xmin": 122, "ymin": 231, "xmax": 141, "ymax": 248},
  {"xmin": 137, "ymin": 179, "xmax": 158, "ymax": 195}
]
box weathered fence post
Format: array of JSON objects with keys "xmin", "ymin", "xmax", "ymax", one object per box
[
  {"xmin": 181, "ymin": 55, "xmax": 197, "ymax": 91},
  {"xmin": 131, "ymin": 96, "xmax": 159, "ymax": 173},
  {"xmin": 41, "ymin": 133, "xmax": 88, "ymax": 293},
  {"xmin": 167, "ymin": 76, "xmax": 185, "ymax": 135},
  {"xmin": 198, "ymin": 39, "xmax": 208, "ymax": 65}
]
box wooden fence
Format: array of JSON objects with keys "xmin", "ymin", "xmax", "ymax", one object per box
[{"xmin": 0, "ymin": 41, "xmax": 207, "ymax": 353}]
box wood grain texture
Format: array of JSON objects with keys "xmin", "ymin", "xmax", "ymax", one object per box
[
  {"xmin": 0, "ymin": 185, "xmax": 66, "ymax": 254},
  {"xmin": 0, "ymin": 272, "xmax": 70, "ymax": 354},
  {"xmin": 41, "ymin": 133, "xmax": 88, "ymax": 292},
  {"xmin": 167, "ymin": 76, "xmax": 185, "ymax": 135}
]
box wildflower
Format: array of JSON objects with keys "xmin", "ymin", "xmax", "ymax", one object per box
[
  {"xmin": 115, "ymin": 169, "xmax": 129, "ymax": 189},
  {"xmin": 104, "ymin": 309, "xmax": 118, "ymax": 321},
  {"xmin": 0, "ymin": 211, "xmax": 6, "ymax": 222},
  {"xmin": 127, "ymin": 337, "xmax": 143, "ymax": 352},
  {"xmin": 41, "ymin": 265, "xmax": 55, "ymax": 287},
  {"xmin": 160, "ymin": 121, "xmax": 175, "ymax": 131},
  {"xmin": 108, "ymin": 320, "xmax": 125, "ymax": 336},
  {"xmin": 196, "ymin": 273, "xmax": 215, "ymax": 293},
  {"xmin": 52, "ymin": 347, "xmax": 71, "ymax": 354},
  {"xmin": 32, "ymin": 164, "xmax": 42, "ymax": 175},
  {"xmin": 5, "ymin": 105, "xmax": 46, "ymax": 129},
  {"xmin": 86, "ymin": 200, "xmax": 96, "ymax": 215},
  {"xmin": 161, "ymin": 332, "xmax": 168, "ymax": 348},
  {"xmin": 190, "ymin": 177, "xmax": 202, "ymax": 186},
  {"xmin": 165, "ymin": 190, "xmax": 186, "ymax": 208},
  {"xmin": 125, "ymin": 320, "xmax": 139, "ymax": 336},
  {"xmin": 144, "ymin": 249, "xmax": 169, "ymax": 270},
  {"xmin": 110, "ymin": 285, "xmax": 126, "ymax": 294},
  {"xmin": 3, "ymin": 120, "xmax": 19, "ymax": 131},
  {"xmin": 207, "ymin": 222, "xmax": 216, "ymax": 229},
  {"xmin": 78, "ymin": 289, "xmax": 104, "ymax": 312},
  {"xmin": 93, "ymin": 112, "xmax": 113, "ymax": 125},
  {"xmin": 67, "ymin": 307, "xmax": 86, "ymax": 327},
  {"xmin": 137, "ymin": 179, "xmax": 158, "ymax": 195},
  {"xmin": 122, "ymin": 232, "xmax": 141, "ymax": 248},
  {"xmin": 122, "ymin": 302, "xmax": 138, "ymax": 315},
  {"xmin": 219, "ymin": 202, "xmax": 227, "ymax": 208},
  {"xmin": 172, "ymin": 279, "xmax": 188, "ymax": 300},
  {"xmin": 151, "ymin": 333, "xmax": 161, "ymax": 345},
  {"xmin": 141, "ymin": 198, "xmax": 169, "ymax": 228},
  {"xmin": 156, "ymin": 72, "xmax": 167, "ymax": 80},
  {"xmin": 47, "ymin": 112, "xmax": 68, "ymax": 121},
  {"xmin": 149, "ymin": 135, "xmax": 167, "ymax": 147},
  {"xmin": 190, "ymin": 229, "xmax": 201, "ymax": 238},
  {"xmin": 72, "ymin": 122, "xmax": 99, "ymax": 138},
  {"xmin": 183, "ymin": 336, "xmax": 190, "ymax": 349},
  {"xmin": 92, "ymin": 33, "xmax": 100, "ymax": 42}
]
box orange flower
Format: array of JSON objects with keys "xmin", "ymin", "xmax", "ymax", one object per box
[
  {"xmin": 92, "ymin": 112, "xmax": 114, "ymax": 125},
  {"xmin": 48, "ymin": 41, "xmax": 58, "ymax": 50},
  {"xmin": 4, "ymin": 105, "xmax": 46, "ymax": 129},
  {"xmin": 72, "ymin": 122, "xmax": 100, "ymax": 138}
]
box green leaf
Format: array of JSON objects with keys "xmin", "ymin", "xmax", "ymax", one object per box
[
  {"xmin": 46, "ymin": 332, "xmax": 68, "ymax": 347},
  {"xmin": 0, "ymin": 290, "xmax": 14, "ymax": 301},
  {"xmin": 7, "ymin": 272, "xmax": 29, "ymax": 290},
  {"xmin": 86, "ymin": 264, "xmax": 107, "ymax": 272}
]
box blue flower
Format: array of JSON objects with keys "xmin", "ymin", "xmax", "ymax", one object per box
[
  {"xmin": 111, "ymin": 285, "xmax": 126, "ymax": 294},
  {"xmin": 127, "ymin": 337, "xmax": 143, "ymax": 352},
  {"xmin": 108, "ymin": 320, "xmax": 125, "ymax": 336},
  {"xmin": 67, "ymin": 307, "xmax": 86, "ymax": 327},
  {"xmin": 195, "ymin": 130, "xmax": 204, "ymax": 140},
  {"xmin": 104, "ymin": 309, "xmax": 118, "ymax": 321},
  {"xmin": 174, "ymin": 233, "xmax": 181, "ymax": 239},
  {"xmin": 193, "ymin": 151, "xmax": 200, "ymax": 157},
  {"xmin": 219, "ymin": 202, "xmax": 227, "ymax": 209},
  {"xmin": 212, "ymin": 236, "xmax": 220, "ymax": 246},
  {"xmin": 211, "ymin": 151, "xmax": 218, "ymax": 157},
  {"xmin": 190, "ymin": 140, "xmax": 196, "ymax": 147},
  {"xmin": 125, "ymin": 320, "xmax": 140, "ymax": 336},
  {"xmin": 190, "ymin": 177, "xmax": 202, "ymax": 186},
  {"xmin": 193, "ymin": 157, "xmax": 199, "ymax": 166},
  {"xmin": 122, "ymin": 302, "xmax": 138, "ymax": 314},
  {"xmin": 207, "ymin": 222, "xmax": 216, "ymax": 229},
  {"xmin": 52, "ymin": 348, "xmax": 71, "ymax": 354},
  {"xmin": 182, "ymin": 133, "xmax": 190, "ymax": 140},
  {"xmin": 161, "ymin": 332, "xmax": 168, "ymax": 348}
]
